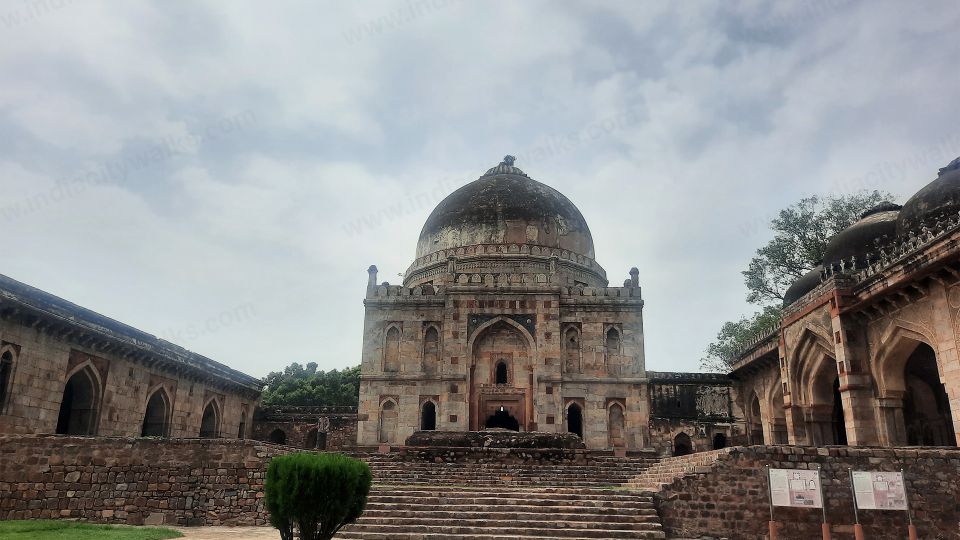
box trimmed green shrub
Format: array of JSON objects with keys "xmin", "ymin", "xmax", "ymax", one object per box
[{"xmin": 264, "ymin": 452, "xmax": 372, "ymax": 540}]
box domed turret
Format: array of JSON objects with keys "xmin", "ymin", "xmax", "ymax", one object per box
[
  {"xmin": 783, "ymin": 265, "xmax": 823, "ymax": 307},
  {"xmin": 897, "ymin": 156, "xmax": 960, "ymax": 235},
  {"xmin": 822, "ymin": 202, "xmax": 901, "ymax": 268}
]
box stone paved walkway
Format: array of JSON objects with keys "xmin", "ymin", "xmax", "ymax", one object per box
[{"xmin": 176, "ymin": 527, "xmax": 277, "ymax": 539}]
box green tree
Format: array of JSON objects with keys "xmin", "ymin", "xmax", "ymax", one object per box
[
  {"xmin": 265, "ymin": 452, "xmax": 371, "ymax": 540},
  {"xmin": 702, "ymin": 190, "xmax": 894, "ymax": 371},
  {"xmin": 261, "ymin": 363, "xmax": 360, "ymax": 407},
  {"xmin": 742, "ymin": 190, "xmax": 893, "ymax": 305}
]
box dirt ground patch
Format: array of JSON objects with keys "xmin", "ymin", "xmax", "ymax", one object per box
[{"xmin": 175, "ymin": 527, "xmax": 277, "ymax": 540}]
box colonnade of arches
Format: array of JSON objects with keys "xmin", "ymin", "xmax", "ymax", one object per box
[
  {"xmin": 750, "ymin": 327, "xmax": 957, "ymax": 448},
  {"xmin": 42, "ymin": 361, "xmax": 227, "ymax": 439}
]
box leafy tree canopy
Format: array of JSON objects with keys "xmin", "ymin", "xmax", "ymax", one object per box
[
  {"xmin": 742, "ymin": 190, "xmax": 894, "ymax": 305},
  {"xmin": 702, "ymin": 190, "xmax": 895, "ymax": 371},
  {"xmin": 262, "ymin": 363, "xmax": 360, "ymax": 407}
]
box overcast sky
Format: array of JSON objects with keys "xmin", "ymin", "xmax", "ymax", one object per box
[{"xmin": 2, "ymin": 1, "xmax": 958, "ymax": 378}]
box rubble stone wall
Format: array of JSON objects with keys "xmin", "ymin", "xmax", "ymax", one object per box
[
  {"xmin": 656, "ymin": 445, "xmax": 960, "ymax": 540},
  {"xmin": 0, "ymin": 435, "xmax": 288, "ymax": 526}
]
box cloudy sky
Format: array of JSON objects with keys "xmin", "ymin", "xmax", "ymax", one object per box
[{"xmin": 2, "ymin": 1, "xmax": 958, "ymax": 377}]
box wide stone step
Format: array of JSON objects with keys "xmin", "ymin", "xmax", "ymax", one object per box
[
  {"xmin": 337, "ymin": 533, "xmax": 665, "ymax": 540},
  {"xmin": 337, "ymin": 524, "xmax": 664, "ymax": 539},
  {"xmin": 361, "ymin": 506, "xmax": 659, "ymax": 519},
  {"xmin": 352, "ymin": 516, "xmax": 662, "ymax": 530}
]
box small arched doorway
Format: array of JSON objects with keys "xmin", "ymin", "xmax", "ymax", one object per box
[
  {"xmin": 141, "ymin": 388, "xmax": 171, "ymax": 437},
  {"xmin": 608, "ymin": 403, "xmax": 625, "ymax": 448},
  {"xmin": 421, "ymin": 401, "xmax": 437, "ymax": 430},
  {"xmin": 673, "ymin": 432, "xmax": 693, "ymax": 456},
  {"xmin": 831, "ymin": 378, "xmax": 848, "ymax": 445},
  {"xmin": 485, "ymin": 406, "xmax": 520, "ymax": 431},
  {"xmin": 305, "ymin": 428, "xmax": 327, "ymax": 450},
  {"xmin": 269, "ymin": 428, "xmax": 287, "ymax": 445},
  {"xmin": 379, "ymin": 400, "xmax": 399, "ymax": 443},
  {"xmin": 749, "ymin": 393, "xmax": 764, "ymax": 444},
  {"xmin": 712, "ymin": 433, "xmax": 727, "ymax": 450},
  {"xmin": 567, "ymin": 403, "xmax": 583, "ymax": 438},
  {"xmin": 55, "ymin": 366, "xmax": 100, "ymax": 435},
  {"xmin": 199, "ymin": 400, "xmax": 220, "ymax": 438}
]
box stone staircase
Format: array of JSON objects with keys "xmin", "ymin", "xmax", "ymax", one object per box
[
  {"xmin": 623, "ymin": 448, "xmax": 730, "ymax": 492},
  {"xmin": 334, "ymin": 452, "xmax": 666, "ymax": 539}
]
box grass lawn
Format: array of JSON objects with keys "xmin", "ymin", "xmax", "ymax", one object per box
[{"xmin": 0, "ymin": 520, "xmax": 183, "ymax": 540}]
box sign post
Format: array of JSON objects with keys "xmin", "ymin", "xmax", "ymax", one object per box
[
  {"xmin": 766, "ymin": 465, "xmax": 777, "ymax": 540},
  {"xmin": 818, "ymin": 465, "xmax": 830, "ymax": 540},
  {"xmin": 902, "ymin": 469, "xmax": 917, "ymax": 540},
  {"xmin": 848, "ymin": 468, "xmax": 864, "ymax": 540}
]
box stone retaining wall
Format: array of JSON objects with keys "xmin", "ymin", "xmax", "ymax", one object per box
[
  {"xmin": 0, "ymin": 435, "xmax": 288, "ymax": 526},
  {"xmin": 656, "ymin": 445, "xmax": 960, "ymax": 540}
]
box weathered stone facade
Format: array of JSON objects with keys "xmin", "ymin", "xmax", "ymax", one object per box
[
  {"xmin": 647, "ymin": 371, "xmax": 743, "ymax": 456},
  {"xmin": 357, "ymin": 158, "xmax": 650, "ymax": 450},
  {"xmin": 250, "ymin": 405, "xmax": 358, "ymax": 451},
  {"xmin": 0, "ymin": 274, "xmax": 261, "ymax": 439},
  {"xmin": 731, "ymin": 159, "xmax": 960, "ymax": 450}
]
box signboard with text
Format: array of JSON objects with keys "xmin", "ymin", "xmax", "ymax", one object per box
[
  {"xmin": 851, "ymin": 471, "xmax": 908, "ymax": 511},
  {"xmin": 768, "ymin": 468, "xmax": 823, "ymax": 508}
]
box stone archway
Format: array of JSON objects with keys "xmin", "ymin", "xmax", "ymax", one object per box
[
  {"xmin": 875, "ymin": 328, "xmax": 957, "ymax": 447},
  {"xmin": 673, "ymin": 432, "xmax": 692, "ymax": 456},
  {"xmin": 141, "ymin": 387, "xmax": 171, "ymax": 437},
  {"xmin": 468, "ymin": 318, "xmax": 534, "ymax": 431},
  {"xmin": 421, "ymin": 401, "xmax": 437, "ymax": 431},
  {"xmin": 567, "ymin": 403, "xmax": 583, "ymax": 438},
  {"xmin": 269, "ymin": 428, "xmax": 287, "ymax": 445},
  {"xmin": 55, "ymin": 365, "xmax": 101, "ymax": 435}
]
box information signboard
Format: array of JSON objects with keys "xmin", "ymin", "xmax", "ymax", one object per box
[
  {"xmin": 768, "ymin": 468, "xmax": 823, "ymax": 508},
  {"xmin": 851, "ymin": 471, "xmax": 908, "ymax": 511}
]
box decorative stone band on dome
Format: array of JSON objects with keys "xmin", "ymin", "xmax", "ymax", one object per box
[
  {"xmin": 484, "ymin": 155, "xmax": 529, "ymax": 177},
  {"xmin": 860, "ymin": 201, "xmax": 902, "ymax": 219}
]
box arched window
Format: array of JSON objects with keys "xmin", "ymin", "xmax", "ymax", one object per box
[
  {"xmin": 0, "ymin": 350, "xmax": 14, "ymax": 412},
  {"xmin": 269, "ymin": 428, "xmax": 287, "ymax": 445},
  {"xmin": 495, "ymin": 361, "xmax": 508, "ymax": 385},
  {"xmin": 421, "ymin": 401, "xmax": 437, "ymax": 431},
  {"xmin": 199, "ymin": 400, "xmax": 221, "ymax": 438},
  {"xmin": 605, "ymin": 327, "xmax": 621, "ymax": 355},
  {"xmin": 673, "ymin": 432, "xmax": 693, "ymax": 456},
  {"xmin": 567, "ymin": 403, "xmax": 583, "ymax": 438},
  {"xmin": 55, "ymin": 366, "xmax": 100, "ymax": 435},
  {"xmin": 608, "ymin": 403, "xmax": 625, "ymax": 448},
  {"xmin": 238, "ymin": 408, "xmax": 247, "ymax": 439},
  {"xmin": 384, "ymin": 326, "xmax": 400, "ymax": 372},
  {"xmin": 423, "ymin": 326, "xmax": 439, "ymax": 375},
  {"xmin": 563, "ymin": 327, "xmax": 581, "ymax": 374},
  {"xmin": 140, "ymin": 388, "xmax": 171, "ymax": 437},
  {"xmin": 379, "ymin": 400, "xmax": 399, "ymax": 444}
]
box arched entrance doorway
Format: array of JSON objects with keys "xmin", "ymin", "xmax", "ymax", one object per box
[
  {"xmin": 903, "ymin": 344, "xmax": 956, "ymax": 446},
  {"xmin": 56, "ymin": 366, "xmax": 100, "ymax": 435},
  {"xmin": 748, "ymin": 393, "xmax": 764, "ymax": 444},
  {"xmin": 831, "ymin": 378, "xmax": 848, "ymax": 445},
  {"xmin": 567, "ymin": 403, "xmax": 583, "ymax": 438},
  {"xmin": 485, "ymin": 406, "xmax": 520, "ymax": 431},
  {"xmin": 305, "ymin": 428, "xmax": 327, "ymax": 450},
  {"xmin": 379, "ymin": 400, "xmax": 398, "ymax": 443},
  {"xmin": 712, "ymin": 433, "xmax": 727, "ymax": 450},
  {"xmin": 421, "ymin": 401, "xmax": 437, "ymax": 430},
  {"xmin": 141, "ymin": 388, "xmax": 171, "ymax": 437},
  {"xmin": 673, "ymin": 432, "xmax": 693, "ymax": 456},
  {"xmin": 469, "ymin": 319, "xmax": 532, "ymax": 431},
  {"xmin": 199, "ymin": 400, "xmax": 220, "ymax": 438},
  {"xmin": 269, "ymin": 428, "xmax": 287, "ymax": 445}
]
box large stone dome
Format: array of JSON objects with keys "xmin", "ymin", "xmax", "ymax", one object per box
[
  {"xmin": 415, "ymin": 156, "xmax": 595, "ymax": 260},
  {"xmin": 897, "ymin": 157, "xmax": 960, "ymax": 235},
  {"xmin": 822, "ymin": 202, "xmax": 901, "ymax": 267}
]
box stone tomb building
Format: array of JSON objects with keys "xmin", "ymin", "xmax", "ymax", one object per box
[
  {"xmin": 357, "ymin": 157, "xmax": 651, "ymax": 450},
  {"xmin": 0, "ymin": 274, "xmax": 261, "ymax": 439},
  {"xmin": 731, "ymin": 157, "xmax": 960, "ymax": 449}
]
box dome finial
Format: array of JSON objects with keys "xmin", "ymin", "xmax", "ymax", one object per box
[{"xmin": 502, "ymin": 155, "xmax": 516, "ymax": 166}]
